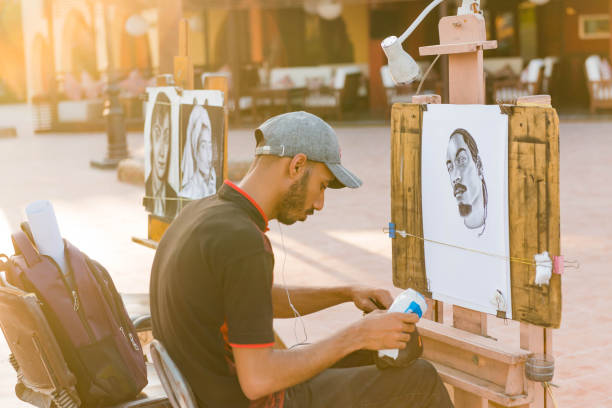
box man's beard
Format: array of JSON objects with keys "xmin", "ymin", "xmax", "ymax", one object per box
[
  {"xmin": 458, "ymin": 203, "xmax": 472, "ymax": 217},
  {"xmin": 277, "ymin": 169, "xmax": 312, "ymax": 225}
]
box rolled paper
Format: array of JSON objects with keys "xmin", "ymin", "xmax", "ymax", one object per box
[{"xmin": 25, "ymin": 200, "xmax": 67, "ymax": 275}]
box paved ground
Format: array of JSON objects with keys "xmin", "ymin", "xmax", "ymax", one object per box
[{"xmin": 0, "ymin": 104, "xmax": 610, "ymax": 407}]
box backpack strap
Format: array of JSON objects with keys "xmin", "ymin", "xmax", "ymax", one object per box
[{"xmin": 11, "ymin": 231, "xmax": 42, "ymax": 268}]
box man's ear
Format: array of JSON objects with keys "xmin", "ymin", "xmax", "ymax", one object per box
[{"xmin": 288, "ymin": 153, "xmax": 308, "ymax": 179}]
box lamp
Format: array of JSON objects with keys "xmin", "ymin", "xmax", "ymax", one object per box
[
  {"xmin": 530, "ymin": 0, "xmax": 550, "ymax": 5},
  {"xmin": 125, "ymin": 14, "xmax": 148, "ymax": 37},
  {"xmin": 317, "ymin": 0, "xmax": 342, "ymax": 20},
  {"xmin": 381, "ymin": 0, "xmax": 481, "ymax": 85}
]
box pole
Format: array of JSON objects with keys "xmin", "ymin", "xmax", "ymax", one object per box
[
  {"xmin": 44, "ymin": 0, "xmax": 58, "ymax": 129},
  {"xmin": 90, "ymin": 4, "xmax": 129, "ymax": 169},
  {"xmin": 439, "ymin": 1, "xmax": 449, "ymax": 103}
]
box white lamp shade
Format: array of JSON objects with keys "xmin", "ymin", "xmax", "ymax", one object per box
[
  {"xmin": 381, "ymin": 36, "xmax": 421, "ymax": 85},
  {"xmin": 530, "ymin": 0, "xmax": 550, "ymax": 4},
  {"xmin": 125, "ymin": 14, "xmax": 148, "ymax": 37},
  {"xmin": 317, "ymin": 1, "xmax": 343, "ymax": 20}
]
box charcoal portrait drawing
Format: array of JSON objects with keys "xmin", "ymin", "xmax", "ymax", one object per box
[{"xmin": 446, "ymin": 128, "xmax": 487, "ymax": 236}]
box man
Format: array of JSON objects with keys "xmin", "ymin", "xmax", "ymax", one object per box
[
  {"xmin": 144, "ymin": 91, "xmax": 177, "ymax": 218},
  {"xmin": 446, "ymin": 128, "xmax": 488, "ymax": 236},
  {"xmin": 151, "ymin": 112, "xmax": 453, "ymax": 408}
]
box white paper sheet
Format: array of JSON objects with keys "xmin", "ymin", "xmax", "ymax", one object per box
[
  {"xmin": 421, "ymin": 104, "xmax": 512, "ymax": 318},
  {"xmin": 25, "ymin": 200, "xmax": 67, "ymax": 274}
]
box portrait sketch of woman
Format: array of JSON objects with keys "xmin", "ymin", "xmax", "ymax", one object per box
[{"xmin": 178, "ymin": 104, "xmax": 224, "ymax": 201}]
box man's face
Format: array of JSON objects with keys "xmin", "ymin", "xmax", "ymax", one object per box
[
  {"xmin": 446, "ymin": 133, "xmax": 481, "ymax": 218},
  {"xmin": 151, "ymin": 109, "xmax": 170, "ymax": 180},
  {"xmin": 277, "ymin": 162, "xmax": 335, "ymax": 225}
]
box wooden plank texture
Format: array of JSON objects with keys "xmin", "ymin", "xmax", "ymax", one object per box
[
  {"xmin": 431, "ymin": 362, "xmax": 531, "ymax": 407},
  {"xmin": 508, "ymin": 106, "xmax": 561, "ymax": 328},
  {"xmin": 391, "ymin": 104, "xmax": 561, "ymax": 328},
  {"xmin": 390, "ymin": 103, "xmax": 429, "ymax": 294}
]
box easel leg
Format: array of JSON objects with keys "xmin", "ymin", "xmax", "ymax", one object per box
[
  {"xmin": 520, "ymin": 323, "xmax": 553, "ymax": 408},
  {"xmin": 454, "ymin": 387, "xmax": 487, "ymax": 408}
]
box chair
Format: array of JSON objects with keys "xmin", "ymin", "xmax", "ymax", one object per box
[
  {"xmin": 585, "ymin": 55, "xmax": 612, "ymax": 113},
  {"xmin": 0, "ymin": 276, "xmax": 169, "ymax": 408},
  {"xmin": 541, "ymin": 56, "xmax": 559, "ymax": 96},
  {"xmin": 150, "ymin": 340, "xmax": 198, "ymax": 408},
  {"xmin": 304, "ymin": 66, "xmax": 362, "ymax": 120},
  {"xmin": 492, "ymin": 58, "xmax": 544, "ymax": 103}
]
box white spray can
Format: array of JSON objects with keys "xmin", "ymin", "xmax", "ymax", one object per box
[{"xmin": 378, "ymin": 288, "xmax": 427, "ymax": 360}]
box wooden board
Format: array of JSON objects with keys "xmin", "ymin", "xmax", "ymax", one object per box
[
  {"xmin": 390, "ymin": 103, "xmax": 428, "ymax": 295},
  {"xmin": 391, "ymin": 104, "xmax": 561, "ymax": 328},
  {"xmin": 508, "ymin": 106, "xmax": 561, "ymax": 328}
]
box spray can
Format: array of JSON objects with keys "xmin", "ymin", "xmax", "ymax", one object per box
[{"xmin": 378, "ymin": 288, "xmax": 427, "ymax": 359}]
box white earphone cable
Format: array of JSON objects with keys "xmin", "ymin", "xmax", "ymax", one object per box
[{"xmin": 276, "ymin": 221, "xmax": 309, "ymax": 347}]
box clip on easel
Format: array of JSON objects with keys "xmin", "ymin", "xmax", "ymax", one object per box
[
  {"xmin": 133, "ymin": 19, "xmax": 230, "ymax": 249},
  {"xmin": 390, "ymin": 3, "xmax": 559, "ymax": 408}
]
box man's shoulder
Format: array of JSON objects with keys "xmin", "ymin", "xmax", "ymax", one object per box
[{"xmin": 189, "ymin": 198, "xmax": 272, "ymax": 255}]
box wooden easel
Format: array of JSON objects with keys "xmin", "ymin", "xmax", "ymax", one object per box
[
  {"xmin": 392, "ymin": 13, "xmax": 559, "ymax": 408},
  {"xmin": 133, "ymin": 19, "xmax": 229, "ymax": 248}
]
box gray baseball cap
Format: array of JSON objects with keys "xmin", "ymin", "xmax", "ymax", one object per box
[{"xmin": 254, "ymin": 111, "xmax": 362, "ymax": 189}]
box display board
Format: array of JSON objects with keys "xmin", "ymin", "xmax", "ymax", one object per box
[
  {"xmin": 421, "ymin": 105, "xmax": 512, "ymax": 317},
  {"xmin": 391, "ymin": 103, "xmax": 561, "ymax": 328},
  {"xmin": 143, "ymin": 87, "xmax": 225, "ymax": 220}
]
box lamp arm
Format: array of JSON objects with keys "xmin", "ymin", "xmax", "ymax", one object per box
[{"xmin": 398, "ymin": 0, "xmax": 446, "ymax": 44}]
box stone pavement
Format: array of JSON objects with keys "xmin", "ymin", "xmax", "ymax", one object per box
[{"xmin": 0, "ymin": 104, "xmax": 610, "ymax": 407}]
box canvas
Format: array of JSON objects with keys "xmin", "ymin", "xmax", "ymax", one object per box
[
  {"xmin": 421, "ymin": 104, "xmax": 512, "ymax": 317},
  {"xmin": 178, "ymin": 91, "xmax": 225, "ymax": 203},
  {"xmin": 143, "ymin": 87, "xmax": 180, "ymax": 219}
]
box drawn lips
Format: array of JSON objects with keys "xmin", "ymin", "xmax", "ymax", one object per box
[{"xmin": 454, "ymin": 184, "xmax": 467, "ymax": 197}]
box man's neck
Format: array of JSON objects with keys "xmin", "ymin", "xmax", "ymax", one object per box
[{"xmin": 237, "ymin": 168, "xmax": 283, "ymax": 221}]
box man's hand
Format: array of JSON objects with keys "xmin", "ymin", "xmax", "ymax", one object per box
[
  {"xmin": 351, "ymin": 286, "xmax": 394, "ymax": 313},
  {"xmin": 353, "ymin": 310, "xmax": 419, "ymax": 351}
]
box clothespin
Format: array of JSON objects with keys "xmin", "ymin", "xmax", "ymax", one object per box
[
  {"xmin": 387, "ymin": 222, "xmax": 396, "ymax": 239},
  {"xmin": 553, "ymin": 255, "xmax": 564, "ymax": 275}
]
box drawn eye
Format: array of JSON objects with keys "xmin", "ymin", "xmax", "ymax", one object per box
[{"xmin": 456, "ymin": 152, "xmax": 468, "ymax": 166}]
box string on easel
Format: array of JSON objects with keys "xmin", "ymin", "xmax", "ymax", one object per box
[
  {"xmin": 384, "ymin": 224, "xmax": 580, "ymax": 272},
  {"xmin": 543, "ymin": 382, "xmax": 559, "ymax": 408},
  {"xmin": 416, "ymin": 54, "xmax": 441, "ymax": 96}
]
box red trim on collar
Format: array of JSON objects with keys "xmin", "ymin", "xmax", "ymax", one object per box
[{"xmin": 224, "ymin": 180, "xmax": 269, "ymax": 232}]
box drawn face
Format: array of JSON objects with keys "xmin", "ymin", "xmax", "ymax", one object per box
[
  {"xmin": 151, "ymin": 107, "xmax": 170, "ymax": 181},
  {"xmin": 446, "ymin": 133, "xmax": 482, "ymax": 218},
  {"xmin": 195, "ymin": 121, "xmax": 213, "ymax": 177}
]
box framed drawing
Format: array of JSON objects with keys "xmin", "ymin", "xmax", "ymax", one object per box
[
  {"xmin": 391, "ymin": 103, "xmax": 561, "ymax": 328},
  {"xmin": 421, "ymin": 105, "xmax": 511, "ymax": 317},
  {"xmin": 143, "ymin": 88, "xmax": 225, "ymax": 220},
  {"xmin": 578, "ymin": 14, "xmax": 610, "ymax": 40},
  {"xmin": 143, "ymin": 87, "xmax": 180, "ymax": 220},
  {"xmin": 178, "ymin": 90, "xmax": 225, "ymax": 202}
]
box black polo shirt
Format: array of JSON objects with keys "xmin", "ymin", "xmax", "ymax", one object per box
[{"xmin": 150, "ymin": 180, "xmax": 284, "ymax": 408}]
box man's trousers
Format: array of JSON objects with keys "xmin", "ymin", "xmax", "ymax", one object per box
[{"xmin": 283, "ymin": 358, "xmax": 453, "ymax": 408}]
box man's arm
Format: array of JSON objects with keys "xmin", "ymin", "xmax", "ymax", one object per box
[
  {"xmin": 272, "ymin": 285, "xmax": 394, "ymax": 318},
  {"xmin": 233, "ymin": 311, "xmax": 418, "ymax": 400}
]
